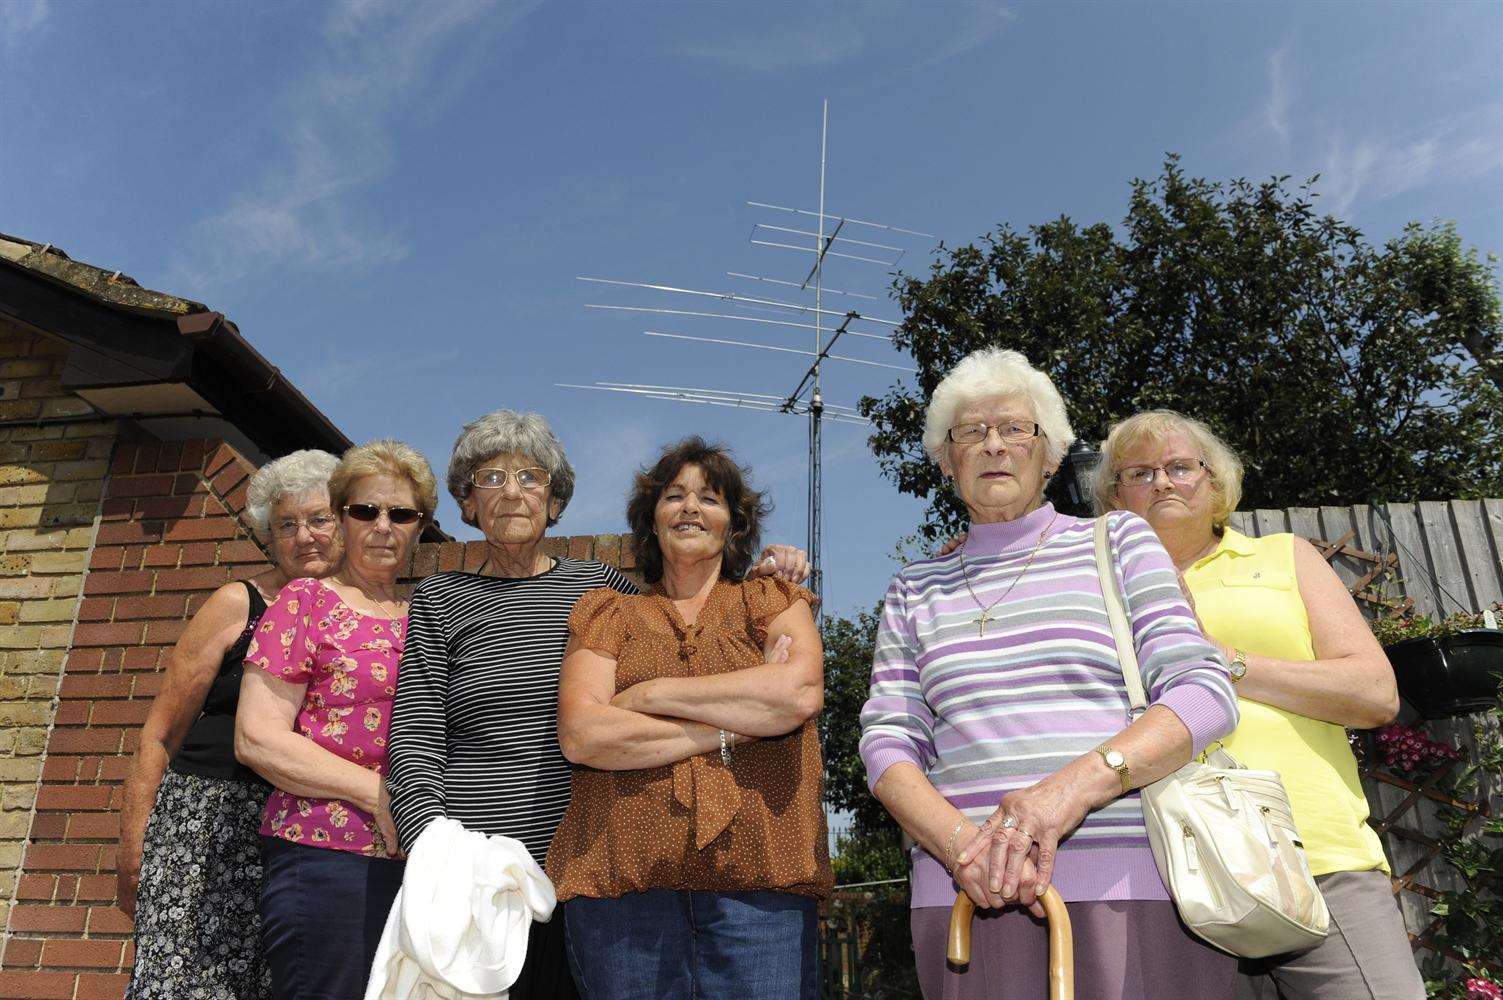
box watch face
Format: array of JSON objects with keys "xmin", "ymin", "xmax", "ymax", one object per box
[
  {"xmin": 1105, "ymin": 749, "xmax": 1125, "ymax": 768},
  {"xmin": 1229, "ymin": 661, "xmax": 1247, "ymax": 679}
]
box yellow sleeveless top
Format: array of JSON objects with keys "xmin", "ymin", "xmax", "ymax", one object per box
[{"xmin": 1184, "ymin": 529, "xmax": 1389, "ymax": 877}]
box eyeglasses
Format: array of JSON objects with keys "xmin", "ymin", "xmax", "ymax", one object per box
[
  {"xmin": 1115, "ymin": 459, "xmax": 1208, "ymax": 488},
  {"xmin": 342, "ymin": 503, "xmax": 425, "ymax": 525},
  {"xmin": 471, "ymin": 467, "xmax": 551, "ymax": 492},
  {"xmin": 270, "ymin": 513, "xmax": 338, "ymax": 539},
  {"xmin": 946, "ymin": 421, "xmax": 1042, "ymax": 446}
]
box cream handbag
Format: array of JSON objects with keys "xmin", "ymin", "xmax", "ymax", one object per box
[{"xmin": 1093, "ymin": 517, "xmax": 1330, "ymax": 959}]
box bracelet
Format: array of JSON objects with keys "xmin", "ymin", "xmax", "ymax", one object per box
[
  {"xmin": 944, "ymin": 817, "xmax": 966, "ymax": 871},
  {"xmin": 719, "ymin": 729, "xmax": 732, "ymax": 766}
]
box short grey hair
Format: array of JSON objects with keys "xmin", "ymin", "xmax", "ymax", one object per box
[
  {"xmin": 923, "ymin": 348, "xmax": 1076, "ymax": 466},
  {"xmin": 447, "ymin": 409, "xmax": 576, "ymax": 527},
  {"xmin": 245, "ymin": 450, "xmax": 340, "ymax": 537}
]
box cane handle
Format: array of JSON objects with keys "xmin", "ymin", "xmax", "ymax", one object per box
[{"xmin": 946, "ymin": 886, "xmax": 1074, "ymax": 1000}]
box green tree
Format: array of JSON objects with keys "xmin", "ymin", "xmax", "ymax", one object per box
[{"xmin": 860, "ymin": 157, "xmax": 1503, "ymax": 541}]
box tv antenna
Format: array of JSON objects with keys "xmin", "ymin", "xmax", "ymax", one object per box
[{"xmin": 562, "ymin": 100, "xmax": 934, "ymax": 603}]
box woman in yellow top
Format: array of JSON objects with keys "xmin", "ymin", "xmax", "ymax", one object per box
[{"xmin": 1093, "ymin": 409, "xmax": 1422, "ymax": 1000}]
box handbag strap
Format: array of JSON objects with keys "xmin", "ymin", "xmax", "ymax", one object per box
[{"xmin": 1093, "ymin": 516, "xmax": 1148, "ymax": 718}]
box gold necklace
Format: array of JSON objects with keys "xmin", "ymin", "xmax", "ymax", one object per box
[{"xmin": 957, "ymin": 512, "xmax": 1058, "ymax": 637}]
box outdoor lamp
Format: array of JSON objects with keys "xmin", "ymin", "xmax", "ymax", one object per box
[{"xmin": 1059, "ymin": 440, "xmax": 1101, "ymax": 516}]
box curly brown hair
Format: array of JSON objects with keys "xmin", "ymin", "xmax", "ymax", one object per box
[{"xmin": 626, "ymin": 437, "xmax": 770, "ymax": 584}]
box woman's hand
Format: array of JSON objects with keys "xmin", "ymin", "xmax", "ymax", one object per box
[
  {"xmin": 749, "ymin": 545, "xmax": 811, "ymax": 583},
  {"xmin": 951, "ymin": 823, "xmax": 1045, "ymax": 917},
  {"xmin": 958, "ymin": 772, "xmax": 1093, "ymax": 903},
  {"xmin": 935, "ymin": 533, "xmax": 968, "ymax": 558},
  {"xmin": 374, "ymin": 779, "xmax": 404, "ymax": 860},
  {"xmin": 115, "ymin": 849, "xmax": 142, "ymax": 918}
]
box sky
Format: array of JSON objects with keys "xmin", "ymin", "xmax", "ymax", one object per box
[{"xmin": 3, "ymin": 1, "xmax": 1501, "ymax": 619}]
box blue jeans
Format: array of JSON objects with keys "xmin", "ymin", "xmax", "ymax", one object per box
[
  {"xmin": 564, "ymin": 889, "xmax": 819, "ymax": 1000},
  {"xmin": 259, "ymin": 837, "xmax": 404, "ymax": 1000}
]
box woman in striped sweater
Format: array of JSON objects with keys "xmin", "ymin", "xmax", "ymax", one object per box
[{"xmin": 859, "ymin": 348, "xmax": 1240, "ymax": 1000}]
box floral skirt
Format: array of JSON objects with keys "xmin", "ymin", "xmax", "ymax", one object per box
[{"xmin": 126, "ymin": 770, "xmax": 272, "ymax": 1000}]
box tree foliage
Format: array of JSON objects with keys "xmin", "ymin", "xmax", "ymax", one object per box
[{"xmin": 860, "ymin": 157, "xmax": 1503, "ymax": 540}]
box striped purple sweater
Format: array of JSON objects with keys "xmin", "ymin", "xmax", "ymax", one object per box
[{"xmin": 859, "ymin": 504, "xmax": 1237, "ymax": 908}]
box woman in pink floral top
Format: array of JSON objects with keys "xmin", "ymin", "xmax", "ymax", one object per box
[{"xmin": 236, "ymin": 440, "xmax": 436, "ymax": 1000}]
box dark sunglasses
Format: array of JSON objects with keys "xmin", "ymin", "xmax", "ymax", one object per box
[{"xmin": 342, "ymin": 503, "xmax": 425, "ymax": 525}]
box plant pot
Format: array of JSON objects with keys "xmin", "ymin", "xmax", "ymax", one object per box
[{"xmin": 1384, "ymin": 629, "xmax": 1503, "ymax": 720}]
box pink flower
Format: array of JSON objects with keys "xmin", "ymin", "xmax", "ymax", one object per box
[{"xmin": 1465, "ymin": 978, "xmax": 1502, "ymax": 1000}]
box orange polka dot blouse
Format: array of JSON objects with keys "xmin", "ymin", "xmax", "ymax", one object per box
[{"xmin": 545, "ymin": 576, "xmax": 833, "ymax": 902}]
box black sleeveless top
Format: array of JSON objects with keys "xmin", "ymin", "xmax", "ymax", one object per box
[{"xmin": 170, "ymin": 580, "xmax": 271, "ymax": 785}]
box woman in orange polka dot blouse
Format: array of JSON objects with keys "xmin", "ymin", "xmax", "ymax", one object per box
[{"xmin": 546, "ymin": 436, "xmax": 832, "ymax": 1000}]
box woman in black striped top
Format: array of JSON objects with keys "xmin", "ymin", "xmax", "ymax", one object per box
[{"xmin": 387, "ymin": 409, "xmax": 807, "ymax": 999}]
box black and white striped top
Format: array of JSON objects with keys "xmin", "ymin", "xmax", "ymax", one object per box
[{"xmin": 387, "ymin": 557, "xmax": 638, "ymax": 862}]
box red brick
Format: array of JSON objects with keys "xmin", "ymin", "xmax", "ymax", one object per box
[
  {"xmin": 438, "ymin": 541, "xmax": 463, "ymax": 572},
  {"xmin": 106, "ymin": 473, "xmax": 175, "ymax": 499},
  {"xmin": 568, "ymin": 535, "xmax": 592, "ymax": 560},
  {"xmin": 99, "ymin": 845, "xmax": 118, "ymax": 872},
  {"xmin": 36, "ymin": 785, "xmax": 114, "ymax": 811},
  {"xmin": 219, "ymin": 539, "xmax": 267, "ymax": 564},
  {"xmin": 28, "ymin": 813, "xmax": 66, "ymax": 839},
  {"xmin": 179, "ymin": 439, "xmax": 206, "ymax": 472},
  {"xmin": 0, "ymin": 971, "xmax": 77, "ymax": 999},
  {"xmin": 76, "ymin": 597, "xmax": 115, "ymax": 622},
  {"xmin": 40, "ymin": 757, "xmax": 78, "ymax": 782},
  {"xmin": 173, "ymin": 472, "xmax": 203, "ymax": 495},
  {"xmin": 223, "ymin": 482, "xmax": 250, "ymax": 512},
  {"xmin": 162, "ymin": 517, "xmax": 237, "ymax": 543},
  {"xmin": 463, "ymin": 543, "xmax": 486, "ymax": 572},
  {"xmin": 65, "ymin": 648, "xmax": 105, "ymax": 673},
  {"xmin": 203, "ymin": 443, "xmax": 238, "ymax": 479},
  {"xmin": 40, "ymin": 938, "xmax": 123, "ymax": 969},
  {"xmin": 89, "ymin": 546, "xmax": 125, "ymax": 571},
  {"xmin": 120, "ymin": 646, "xmax": 162, "ymax": 670},
  {"xmin": 3, "ymin": 936, "xmax": 42, "ymax": 967},
  {"xmin": 66, "ymin": 813, "xmax": 120, "ymax": 839},
  {"xmin": 46, "ymin": 729, "xmax": 123, "ymax": 755},
  {"xmin": 7, "ymin": 905, "xmax": 87, "ymax": 933},
  {"xmin": 119, "ymin": 546, "xmax": 145, "ymax": 570},
  {"xmin": 100, "ymin": 647, "xmax": 125, "ymax": 670},
  {"xmin": 94, "ymin": 521, "xmax": 162, "ymax": 546},
  {"xmin": 54, "ymin": 875, "xmax": 80, "ymax": 901},
  {"xmin": 70, "ymin": 622, "xmax": 144, "ymax": 647},
  {"xmin": 131, "ymin": 441, "xmax": 160, "ymax": 474},
  {"xmin": 130, "ymin": 673, "xmax": 163, "ymax": 696},
  {"xmin": 109, "ymin": 443, "xmax": 137, "ymax": 475},
  {"xmin": 143, "ymin": 620, "xmax": 188, "ymax": 644},
  {"xmin": 177, "ymin": 541, "xmax": 218, "ymax": 565},
  {"xmin": 88, "ymin": 701, "xmax": 150, "ymax": 727},
  {"xmin": 135, "ymin": 496, "xmax": 197, "ymax": 520},
  {"xmin": 153, "ymin": 567, "xmax": 228, "ymax": 591},
  {"xmin": 15, "ymin": 875, "xmax": 56, "ymax": 901},
  {"xmin": 60, "ymin": 675, "xmax": 134, "ymax": 699},
  {"xmin": 139, "ymin": 545, "xmax": 180, "ymax": 568},
  {"xmin": 75, "ymin": 875, "xmax": 116, "ymax": 902},
  {"xmin": 98, "ymin": 756, "xmax": 131, "ymax": 782},
  {"xmin": 113, "ymin": 594, "xmax": 186, "ymax": 619},
  {"xmin": 23, "ymin": 843, "xmax": 102, "ymax": 872},
  {"xmin": 53, "ymin": 701, "xmax": 90, "ymax": 725},
  {"xmin": 155, "ymin": 441, "xmax": 182, "ymax": 472},
  {"xmin": 211, "ymin": 463, "xmax": 248, "ymax": 497},
  {"xmin": 98, "ymin": 498, "xmax": 135, "ymax": 522},
  {"xmin": 82, "ymin": 571, "xmax": 152, "ymax": 595},
  {"xmin": 76, "ymin": 972, "xmax": 131, "ymax": 999}
]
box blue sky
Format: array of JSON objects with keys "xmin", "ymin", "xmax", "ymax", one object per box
[{"xmin": 3, "ymin": 1, "xmax": 1500, "ymax": 618}]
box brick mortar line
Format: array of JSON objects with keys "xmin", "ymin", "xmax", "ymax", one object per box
[{"xmin": 0, "ymin": 428, "xmax": 117, "ymax": 963}]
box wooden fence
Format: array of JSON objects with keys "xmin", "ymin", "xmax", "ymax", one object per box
[{"xmin": 1227, "ymin": 500, "xmax": 1503, "ymax": 959}]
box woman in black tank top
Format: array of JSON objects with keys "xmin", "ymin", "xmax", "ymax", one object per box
[{"xmin": 119, "ymin": 450, "xmax": 342, "ymax": 1000}]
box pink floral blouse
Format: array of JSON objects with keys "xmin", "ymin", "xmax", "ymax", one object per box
[{"xmin": 245, "ymin": 577, "xmax": 405, "ymax": 857}]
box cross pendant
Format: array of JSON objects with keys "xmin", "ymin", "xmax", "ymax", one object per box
[{"xmin": 976, "ymin": 612, "xmax": 992, "ymax": 637}]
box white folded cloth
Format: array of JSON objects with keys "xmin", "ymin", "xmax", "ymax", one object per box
[{"xmin": 365, "ymin": 817, "xmax": 557, "ymax": 1000}]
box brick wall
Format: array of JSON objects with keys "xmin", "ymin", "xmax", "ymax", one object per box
[
  {"xmin": 0, "ymin": 405, "xmax": 634, "ymax": 998},
  {"xmin": 0, "ymin": 322, "xmax": 118, "ymax": 995}
]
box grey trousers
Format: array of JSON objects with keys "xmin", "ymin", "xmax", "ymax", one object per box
[{"xmin": 1237, "ymin": 869, "xmax": 1425, "ymax": 1000}]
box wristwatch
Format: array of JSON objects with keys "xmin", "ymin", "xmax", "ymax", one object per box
[
  {"xmin": 1227, "ymin": 648, "xmax": 1248, "ymax": 684},
  {"xmin": 1094, "ymin": 743, "xmax": 1131, "ymax": 795}
]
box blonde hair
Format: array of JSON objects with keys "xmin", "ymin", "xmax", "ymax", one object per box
[
  {"xmin": 1092, "ymin": 409, "xmax": 1244, "ymax": 527},
  {"xmin": 923, "ymin": 348, "xmax": 1076, "ymax": 466},
  {"xmin": 328, "ymin": 439, "xmax": 439, "ymax": 521}
]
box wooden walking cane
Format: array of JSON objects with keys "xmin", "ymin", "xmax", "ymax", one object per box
[{"xmin": 947, "ymin": 886, "xmax": 1075, "ymax": 1000}]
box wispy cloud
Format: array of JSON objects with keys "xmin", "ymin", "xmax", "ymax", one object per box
[
  {"xmin": 669, "ymin": 1, "xmax": 1013, "ymax": 76},
  {"xmin": 0, "ymin": 0, "xmax": 49, "ymax": 54},
  {"xmin": 1264, "ymin": 45, "xmax": 1292, "ymax": 144},
  {"xmin": 172, "ymin": 0, "xmax": 542, "ymax": 292},
  {"xmin": 1316, "ymin": 104, "xmax": 1503, "ymax": 215}
]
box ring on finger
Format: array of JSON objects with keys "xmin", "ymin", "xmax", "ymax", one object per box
[{"xmin": 1000, "ymin": 815, "xmax": 1019, "ymax": 831}]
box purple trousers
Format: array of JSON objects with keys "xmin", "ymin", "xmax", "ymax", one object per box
[{"xmin": 911, "ymin": 900, "xmax": 1236, "ymax": 1000}]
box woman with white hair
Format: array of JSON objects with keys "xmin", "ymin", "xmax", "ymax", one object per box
[
  {"xmin": 120, "ymin": 449, "xmax": 340, "ymax": 1000},
  {"xmin": 859, "ymin": 349, "xmax": 1240, "ymax": 1000},
  {"xmin": 386, "ymin": 409, "xmax": 808, "ymax": 999},
  {"xmin": 1095, "ymin": 410, "xmax": 1416, "ymax": 1000}
]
